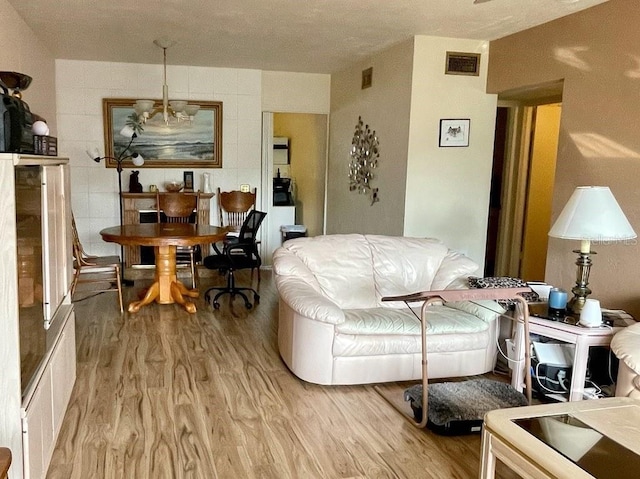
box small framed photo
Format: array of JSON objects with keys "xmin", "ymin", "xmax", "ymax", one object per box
[
  {"xmin": 183, "ymin": 171, "xmax": 194, "ymax": 191},
  {"xmin": 439, "ymin": 119, "xmax": 470, "ymax": 147}
]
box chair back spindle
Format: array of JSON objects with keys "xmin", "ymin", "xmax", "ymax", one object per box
[
  {"xmin": 156, "ymin": 192, "xmax": 199, "ymax": 223},
  {"xmin": 217, "ymin": 188, "xmax": 256, "ymax": 231},
  {"xmin": 155, "ymin": 192, "xmax": 201, "ymax": 288}
]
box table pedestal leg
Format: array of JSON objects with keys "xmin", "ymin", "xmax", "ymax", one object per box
[
  {"xmin": 156, "ymin": 245, "xmax": 177, "ymax": 304},
  {"xmin": 128, "ymin": 245, "xmax": 200, "ymax": 313},
  {"xmin": 128, "ymin": 282, "xmax": 160, "ymax": 313}
]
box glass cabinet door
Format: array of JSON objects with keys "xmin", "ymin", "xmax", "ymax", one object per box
[{"xmin": 15, "ymin": 165, "xmax": 46, "ymax": 393}]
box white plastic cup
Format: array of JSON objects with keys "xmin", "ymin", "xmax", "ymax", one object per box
[{"xmin": 580, "ymin": 299, "xmax": 602, "ymax": 327}]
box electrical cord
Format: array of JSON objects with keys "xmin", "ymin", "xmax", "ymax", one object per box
[
  {"xmin": 557, "ymin": 369, "xmax": 569, "ymax": 391},
  {"xmin": 534, "ymin": 362, "xmax": 569, "ymax": 395},
  {"xmin": 608, "ymin": 348, "xmax": 616, "ymax": 385},
  {"xmin": 534, "ymin": 362, "xmax": 605, "ymax": 399},
  {"xmin": 584, "ymin": 379, "xmax": 604, "ymax": 398},
  {"xmin": 495, "ymin": 334, "xmax": 525, "ymax": 365},
  {"xmin": 72, "ymin": 291, "xmax": 109, "ymax": 302}
]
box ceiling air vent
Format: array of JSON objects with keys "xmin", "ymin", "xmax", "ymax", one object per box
[{"xmin": 445, "ymin": 52, "xmax": 481, "ymax": 76}]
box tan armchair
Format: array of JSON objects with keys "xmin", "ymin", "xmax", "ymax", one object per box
[{"xmin": 611, "ymin": 323, "xmax": 640, "ymax": 398}]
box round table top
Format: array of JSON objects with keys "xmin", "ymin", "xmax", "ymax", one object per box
[{"xmin": 100, "ymin": 223, "xmax": 228, "ymax": 247}]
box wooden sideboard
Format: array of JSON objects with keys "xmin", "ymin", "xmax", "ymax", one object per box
[{"xmin": 121, "ymin": 192, "xmax": 214, "ymax": 267}]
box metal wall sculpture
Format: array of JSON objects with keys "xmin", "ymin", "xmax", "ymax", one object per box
[{"xmin": 348, "ymin": 116, "xmax": 380, "ymax": 205}]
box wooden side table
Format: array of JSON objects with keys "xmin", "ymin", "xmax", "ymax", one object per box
[{"xmin": 511, "ymin": 314, "xmax": 623, "ymax": 401}]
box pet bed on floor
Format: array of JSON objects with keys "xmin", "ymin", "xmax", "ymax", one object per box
[{"xmin": 404, "ymin": 379, "xmax": 528, "ymax": 436}]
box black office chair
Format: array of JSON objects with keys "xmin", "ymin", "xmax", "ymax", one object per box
[{"xmin": 203, "ymin": 210, "xmax": 267, "ymax": 309}]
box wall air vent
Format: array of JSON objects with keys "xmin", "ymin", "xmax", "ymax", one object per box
[
  {"xmin": 361, "ymin": 67, "xmax": 372, "ymax": 89},
  {"xmin": 445, "ymin": 52, "xmax": 481, "ymax": 76}
]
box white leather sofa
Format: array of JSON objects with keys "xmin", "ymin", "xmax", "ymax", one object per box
[
  {"xmin": 273, "ymin": 234, "xmax": 504, "ymax": 385},
  {"xmin": 611, "ymin": 323, "xmax": 640, "ymax": 398}
]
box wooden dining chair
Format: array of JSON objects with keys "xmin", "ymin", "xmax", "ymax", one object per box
[
  {"xmin": 156, "ymin": 192, "xmax": 200, "ymax": 288},
  {"xmin": 216, "ymin": 187, "xmax": 260, "ymax": 279},
  {"xmin": 217, "ymin": 187, "xmax": 256, "ymax": 232},
  {"xmin": 71, "ymin": 214, "xmax": 123, "ymax": 313}
]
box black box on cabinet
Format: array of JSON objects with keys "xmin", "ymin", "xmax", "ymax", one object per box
[{"xmin": 33, "ymin": 135, "xmax": 57, "ymax": 156}]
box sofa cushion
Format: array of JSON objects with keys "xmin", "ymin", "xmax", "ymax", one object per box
[
  {"xmin": 433, "ymin": 250, "xmax": 480, "ymax": 290},
  {"xmin": 279, "ymin": 234, "xmax": 379, "ymax": 309},
  {"xmin": 276, "ymin": 234, "xmax": 480, "ymax": 311},
  {"xmin": 333, "ymin": 305, "xmax": 491, "ymax": 357},
  {"xmin": 368, "ymin": 236, "xmax": 450, "ymax": 305}
]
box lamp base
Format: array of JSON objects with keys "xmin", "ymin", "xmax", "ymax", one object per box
[
  {"xmin": 568, "ymin": 296, "xmax": 587, "ymax": 315},
  {"xmin": 568, "ymin": 249, "xmax": 593, "ymax": 316}
]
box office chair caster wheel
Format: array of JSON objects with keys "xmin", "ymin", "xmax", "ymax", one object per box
[
  {"xmin": 254, "ymin": 293, "xmax": 260, "ymax": 303},
  {"xmin": 245, "ymin": 301, "xmax": 252, "ymax": 309},
  {"xmin": 213, "ymin": 302, "xmax": 220, "ymax": 309}
]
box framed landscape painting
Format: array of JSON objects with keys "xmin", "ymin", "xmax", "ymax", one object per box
[{"xmin": 102, "ymin": 98, "xmax": 223, "ymax": 168}]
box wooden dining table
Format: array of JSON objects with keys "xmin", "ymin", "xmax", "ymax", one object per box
[{"xmin": 100, "ymin": 223, "xmax": 228, "ymax": 313}]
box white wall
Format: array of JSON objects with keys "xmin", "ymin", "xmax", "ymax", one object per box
[
  {"xmin": 262, "ymin": 71, "xmax": 330, "ymax": 113},
  {"xmin": 404, "ymin": 36, "xmax": 497, "ymax": 268},
  {"xmin": 56, "ymin": 60, "xmax": 263, "ymax": 255},
  {"xmin": 0, "ymin": 0, "xmax": 56, "ymax": 133},
  {"xmin": 326, "ymin": 39, "xmax": 414, "ymax": 235}
]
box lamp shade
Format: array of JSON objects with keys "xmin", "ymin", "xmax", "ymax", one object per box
[
  {"xmin": 120, "ymin": 125, "xmax": 136, "ymax": 139},
  {"xmin": 549, "ymin": 186, "xmax": 636, "ymax": 241},
  {"xmin": 131, "ymin": 153, "xmax": 144, "ymax": 167}
]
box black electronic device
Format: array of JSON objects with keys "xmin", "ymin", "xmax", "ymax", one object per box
[
  {"xmin": 273, "ymin": 172, "xmax": 293, "ymax": 206},
  {"xmin": 528, "ymin": 302, "xmax": 580, "ymax": 325},
  {"xmin": 1, "ymin": 94, "xmax": 34, "ymax": 153},
  {"xmin": 0, "ymin": 71, "xmax": 34, "ymax": 153}
]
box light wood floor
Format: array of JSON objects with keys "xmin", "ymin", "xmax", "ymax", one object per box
[{"xmin": 48, "ymin": 269, "xmax": 520, "ymax": 479}]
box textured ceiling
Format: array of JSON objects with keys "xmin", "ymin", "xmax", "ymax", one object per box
[{"xmin": 9, "ymin": 0, "xmax": 608, "ymax": 73}]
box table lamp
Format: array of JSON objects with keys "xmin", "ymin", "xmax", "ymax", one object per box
[{"xmin": 548, "ymin": 186, "xmax": 636, "ymax": 313}]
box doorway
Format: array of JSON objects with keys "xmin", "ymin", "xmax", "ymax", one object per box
[
  {"xmin": 260, "ymin": 112, "xmax": 328, "ymax": 266},
  {"xmin": 273, "ymin": 112, "xmax": 328, "ymax": 238},
  {"xmin": 485, "ymin": 81, "xmax": 564, "ymax": 281}
]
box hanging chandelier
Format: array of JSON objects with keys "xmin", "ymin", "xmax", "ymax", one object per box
[{"xmin": 132, "ymin": 39, "xmax": 200, "ymax": 127}]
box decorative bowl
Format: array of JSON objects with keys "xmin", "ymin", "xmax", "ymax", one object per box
[{"xmin": 164, "ymin": 181, "xmax": 184, "ymax": 192}]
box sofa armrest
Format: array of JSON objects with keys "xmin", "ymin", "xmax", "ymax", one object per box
[{"xmin": 275, "ymin": 276, "xmax": 345, "ymax": 325}]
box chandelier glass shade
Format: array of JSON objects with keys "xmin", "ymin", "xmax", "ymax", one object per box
[{"xmin": 133, "ymin": 39, "xmax": 200, "ymax": 127}]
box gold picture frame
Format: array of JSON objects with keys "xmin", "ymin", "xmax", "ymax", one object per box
[{"xmin": 102, "ymin": 98, "xmax": 223, "ymax": 168}]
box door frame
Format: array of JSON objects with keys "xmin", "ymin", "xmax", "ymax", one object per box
[
  {"xmin": 492, "ymin": 80, "xmax": 564, "ymax": 278},
  {"xmin": 494, "ymin": 103, "xmax": 535, "ymax": 277},
  {"xmin": 261, "ymin": 111, "xmax": 330, "ymax": 266}
]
